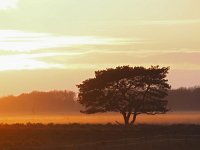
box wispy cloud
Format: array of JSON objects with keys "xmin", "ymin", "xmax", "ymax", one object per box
[
  {"xmin": 0, "ymin": 0, "xmax": 18, "ymax": 10},
  {"xmin": 0, "ymin": 53, "xmax": 65, "ymax": 71},
  {"xmin": 0, "ymin": 30, "xmax": 146, "ymax": 71},
  {"xmin": 1, "ymin": 29, "xmax": 200, "ymax": 71},
  {"xmin": 0, "ymin": 30, "xmax": 138, "ymax": 52},
  {"xmin": 33, "ymin": 51, "xmax": 200, "ymax": 71}
]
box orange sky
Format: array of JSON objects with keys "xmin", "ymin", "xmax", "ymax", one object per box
[{"xmin": 0, "ymin": 0, "xmax": 200, "ymax": 96}]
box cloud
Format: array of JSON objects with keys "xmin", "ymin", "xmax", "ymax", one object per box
[
  {"xmin": 0, "ymin": 29, "xmax": 199, "ymax": 71},
  {"xmin": 0, "ymin": 30, "xmax": 138, "ymax": 52},
  {"xmin": 0, "ymin": 53, "xmax": 64, "ymax": 71},
  {"xmin": 35, "ymin": 51, "xmax": 200, "ymax": 71},
  {"xmin": 0, "ymin": 0, "xmax": 18, "ymax": 10},
  {"xmin": 0, "ymin": 30, "xmax": 146, "ymax": 71}
]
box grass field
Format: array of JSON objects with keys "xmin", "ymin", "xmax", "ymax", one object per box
[
  {"xmin": 0, "ymin": 124, "xmax": 199, "ymax": 150},
  {"xmin": 0, "ymin": 112, "xmax": 199, "ymax": 124}
]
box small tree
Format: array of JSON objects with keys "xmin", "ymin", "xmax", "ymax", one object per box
[{"xmin": 77, "ymin": 66, "xmax": 171, "ymax": 125}]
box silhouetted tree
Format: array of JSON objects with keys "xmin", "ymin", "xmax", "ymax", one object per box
[{"xmin": 77, "ymin": 66, "xmax": 171, "ymax": 125}]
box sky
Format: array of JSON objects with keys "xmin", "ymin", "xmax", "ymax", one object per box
[{"xmin": 0, "ymin": 0, "xmax": 200, "ymax": 96}]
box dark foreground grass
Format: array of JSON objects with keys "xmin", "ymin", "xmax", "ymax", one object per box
[{"xmin": 0, "ymin": 123, "xmax": 199, "ymax": 150}]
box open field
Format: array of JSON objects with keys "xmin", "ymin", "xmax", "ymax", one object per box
[
  {"xmin": 0, "ymin": 124, "xmax": 199, "ymax": 150},
  {"xmin": 0, "ymin": 112, "xmax": 200, "ymax": 124}
]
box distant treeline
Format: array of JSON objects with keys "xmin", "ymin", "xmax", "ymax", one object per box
[
  {"xmin": 167, "ymin": 87, "xmax": 200, "ymax": 111},
  {"xmin": 0, "ymin": 90, "xmax": 81, "ymax": 115},
  {"xmin": 0, "ymin": 87, "xmax": 199, "ymax": 115}
]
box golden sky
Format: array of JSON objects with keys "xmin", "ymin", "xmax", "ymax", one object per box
[{"xmin": 0, "ymin": 0, "xmax": 200, "ymax": 96}]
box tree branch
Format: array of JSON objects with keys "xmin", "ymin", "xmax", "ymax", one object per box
[{"xmin": 115, "ymin": 121, "xmax": 123, "ymax": 126}]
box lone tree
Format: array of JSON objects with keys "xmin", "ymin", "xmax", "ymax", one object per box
[{"xmin": 77, "ymin": 66, "xmax": 171, "ymax": 125}]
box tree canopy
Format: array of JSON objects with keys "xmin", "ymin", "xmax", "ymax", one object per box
[{"xmin": 77, "ymin": 66, "xmax": 171, "ymax": 125}]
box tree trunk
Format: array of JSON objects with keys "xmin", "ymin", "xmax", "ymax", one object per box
[
  {"xmin": 130, "ymin": 113, "xmax": 137, "ymax": 125},
  {"xmin": 122, "ymin": 113, "xmax": 131, "ymax": 126}
]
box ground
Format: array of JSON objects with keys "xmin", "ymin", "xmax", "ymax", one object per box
[{"xmin": 0, "ymin": 124, "xmax": 199, "ymax": 150}]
